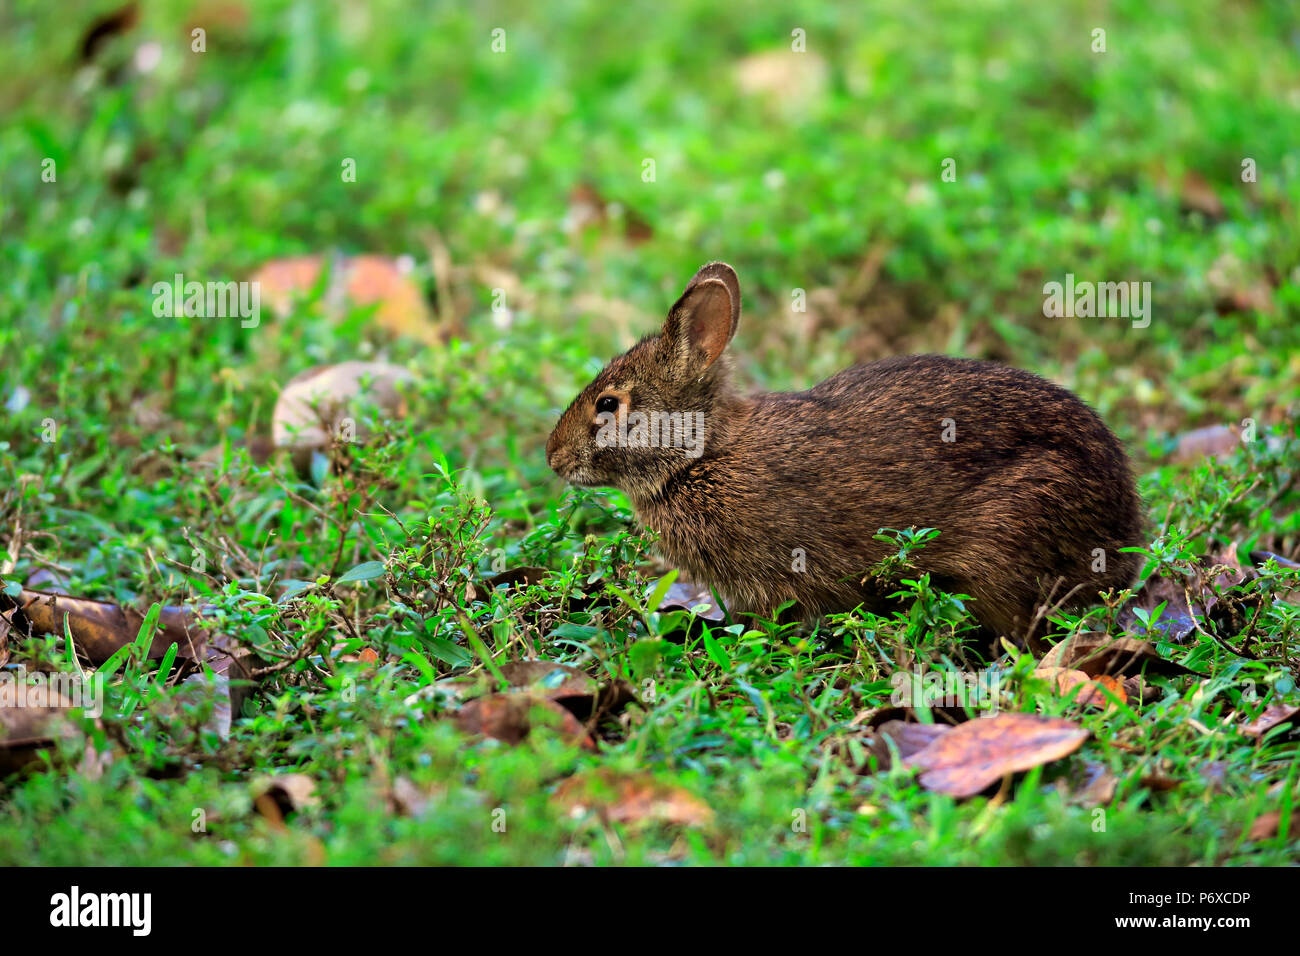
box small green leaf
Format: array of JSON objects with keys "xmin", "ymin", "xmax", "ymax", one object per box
[
  {"xmin": 278, "ymin": 579, "xmax": 315, "ymax": 602},
  {"xmin": 133, "ymin": 603, "xmax": 162, "ymax": 664},
  {"xmin": 645, "ymin": 569, "xmax": 679, "ymax": 613},
  {"xmin": 702, "ymin": 628, "xmax": 732, "ymax": 671},
  {"xmin": 629, "ymin": 638, "xmax": 666, "ymax": 677},
  {"xmin": 401, "ymin": 649, "xmax": 437, "ymax": 683},
  {"xmin": 337, "ymin": 561, "xmax": 385, "ymax": 584},
  {"xmin": 547, "ymin": 622, "xmax": 598, "ymax": 641},
  {"xmin": 310, "ymin": 450, "xmax": 331, "ymax": 486},
  {"xmin": 604, "ymin": 583, "xmax": 641, "ymax": 614},
  {"xmin": 422, "ymin": 637, "xmax": 474, "ymax": 668},
  {"xmin": 98, "ymin": 643, "xmax": 133, "ymax": 680},
  {"xmin": 245, "ymin": 623, "xmax": 275, "ymax": 655},
  {"xmin": 456, "ymin": 610, "xmax": 507, "ymax": 688},
  {"xmin": 153, "ymin": 643, "xmax": 179, "ymax": 693}
]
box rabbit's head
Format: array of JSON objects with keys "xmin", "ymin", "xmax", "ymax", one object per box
[{"xmin": 546, "ymin": 262, "xmax": 741, "ymax": 500}]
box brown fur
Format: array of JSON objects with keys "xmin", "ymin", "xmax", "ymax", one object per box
[{"xmin": 546, "ymin": 262, "xmax": 1143, "ymax": 636}]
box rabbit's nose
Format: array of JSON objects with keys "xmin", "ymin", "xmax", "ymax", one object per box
[{"xmin": 545, "ymin": 430, "xmax": 560, "ymax": 469}]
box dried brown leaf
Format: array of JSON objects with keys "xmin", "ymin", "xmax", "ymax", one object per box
[
  {"xmin": 553, "ymin": 769, "xmax": 713, "ymax": 828},
  {"xmin": 1179, "ymin": 171, "xmax": 1225, "ymax": 218},
  {"xmin": 253, "ymin": 772, "xmax": 319, "ymax": 815},
  {"xmin": 865, "ymin": 719, "xmax": 951, "ymax": 771},
  {"xmin": 3, "ymin": 589, "xmax": 208, "ymax": 663},
  {"xmin": 1071, "ymin": 761, "xmax": 1119, "ymax": 806},
  {"xmin": 0, "ymin": 682, "xmax": 87, "ymax": 775},
  {"xmin": 454, "ymin": 691, "xmax": 596, "ymax": 750},
  {"xmin": 1034, "ymin": 666, "xmax": 1127, "ymax": 711},
  {"xmin": 1041, "ymin": 632, "xmax": 1200, "ymax": 677},
  {"xmin": 271, "ymin": 360, "xmax": 417, "ymax": 454},
  {"xmin": 1170, "ymin": 424, "xmax": 1241, "ymax": 463},
  {"xmin": 497, "ymin": 660, "xmax": 595, "ymax": 698},
  {"xmin": 252, "ymin": 254, "xmax": 440, "ymax": 343},
  {"xmin": 903, "ymin": 713, "xmax": 1088, "ymax": 798},
  {"xmin": 734, "ymin": 49, "xmax": 829, "ymax": 112},
  {"xmin": 1239, "ymin": 700, "xmax": 1300, "ymax": 738},
  {"xmin": 492, "ymin": 660, "xmax": 639, "ymax": 727},
  {"xmin": 1246, "ymin": 810, "xmax": 1283, "ymax": 842}
]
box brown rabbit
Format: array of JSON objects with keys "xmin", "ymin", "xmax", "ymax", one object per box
[{"xmin": 546, "ymin": 262, "xmax": 1144, "ymax": 637}]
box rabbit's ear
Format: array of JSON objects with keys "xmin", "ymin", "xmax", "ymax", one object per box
[{"xmin": 661, "ymin": 263, "xmax": 740, "ymax": 374}]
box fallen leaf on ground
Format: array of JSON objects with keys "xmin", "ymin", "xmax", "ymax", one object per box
[
  {"xmin": 497, "ymin": 660, "xmax": 595, "ymax": 698},
  {"xmin": 1178, "ymin": 171, "xmax": 1225, "ymax": 218},
  {"xmin": 1034, "ymin": 666, "xmax": 1127, "ymax": 711},
  {"xmin": 557, "ymin": 680, "xmax": 640, "ymax": 724},
  {"xmin": 1170, "ymin": 424, "xmax": 1242, "ymax": 463},
  {"xmin": 250, "ymin": 255, "xmax": 327, "ymax": 314},
  {"xmin": 253, "ymin": 772, "xmax": 319, "ymax": 815},
  {"xmin": 553, "ymin": 769, "xmax": 713, "ymax": 828},
  {"xmin": 565, "ymin": 182, "xmax": 653, "ymax": 243},
  {"xmin": 195, "ymin": 433, "xmax": 276, "ymax": 467},
  {"xmin": 272, "ymin": 360, "xmax": 416, "ymax": 453},
  {"xmin": 865, "ymin": 719, "xmax": 951, "ymax": 771},
  {"xmin": 343, "ymin": 255, "xmax": 436, "ymax": 340},
  {"xmin": 1239, "ymin": 700, "xmax": 1300, "ymax": 738},
  {"xmin": 656, "ymin": 579, "xmax": 726, "ymax": 622},
  {"xmin": 2, "ymin": 588, "xmax": 208, "ymax": 663},
  {"xmin": 454, "ymin": 692, "xmax": 596, "ymax": 750},
  {"xmin": 1069, "ymin": 761, "xmax": 1119, "ymax": 806},
  {"xmin": 1197, "ymin": 761, "xmax": 1230, "ymax": 790},
  {"xmin": 252, "ymin": 254, "xmax": 441, "ymax": 343},
  {"xmin": 1246, "ymin": 810, "xmax": 1283, "ymax": 842},
  {"xmin": 388, "ymin": 776, "xmax": 432, "ymax": 817},
  {"xmin": 1119, "ymin": 546, "xmax": 1264, "ymax": 644},
  {"xmin": 253, "ymin": 793, "xmax": 286, "ymax": 832},
  {"xmin": 734, "ymin": 49, "xmax": 829, "ymax": 112},
  {"xmin": 1040, "ymin": 632, "xmax": 1200, "ymax": 677},
  {"xmin": 22, "ymin": 568, "xmax": 69, "ymax": 594},
  {"xmin": 1250, "ymin": 550, "xmax": 1299, "ymax": 571},
  {"xmin": 1119, "ymin": 577, "xmax": 1199, "ymax": 642},
  {"xmin": 494, "ymin": 660, "xmax": 640, "ymax": 727},
  {"xmin": 652, "ymin": 578, "xmax": 727, "ymax": 642},
  {"xmin": 1190, "ymin": 544, "xmax": 1263, "ymax": 639},
  {"xmin": 902, "ymin": 713, "xmax": 1089, "ymax": 798},
  {"xmin": 1206, "ymin": 252, "xmax": 1275, "ymax": 316},
  {"xmin": 0, "ymin": 682, "xmax": 85, "ymax": 775},
  {"xmin": 1121, "ymin": 674, "xmax": 1153, "ymax": 706},
  {"xmin": 2, "ymin": 589, "xmax": 257, "ymax": 740},
  {"xmin": 1139, "ymin": 772, "xmax": 1181, "ymax": 793}
]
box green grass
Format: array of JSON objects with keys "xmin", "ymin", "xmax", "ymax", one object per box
[{"xmin": 0, "ymin": 0, "xmax": 1298, "ymax": 865}]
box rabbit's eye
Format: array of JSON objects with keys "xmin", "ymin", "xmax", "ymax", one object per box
[{"xmin": 595, "ymin": 395, "xmax": 620, "ymax": 415}]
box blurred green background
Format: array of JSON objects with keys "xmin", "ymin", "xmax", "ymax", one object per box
[{"xmin": 4, "ymin": 0, "xmax": 1299, "ymax": 459}]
